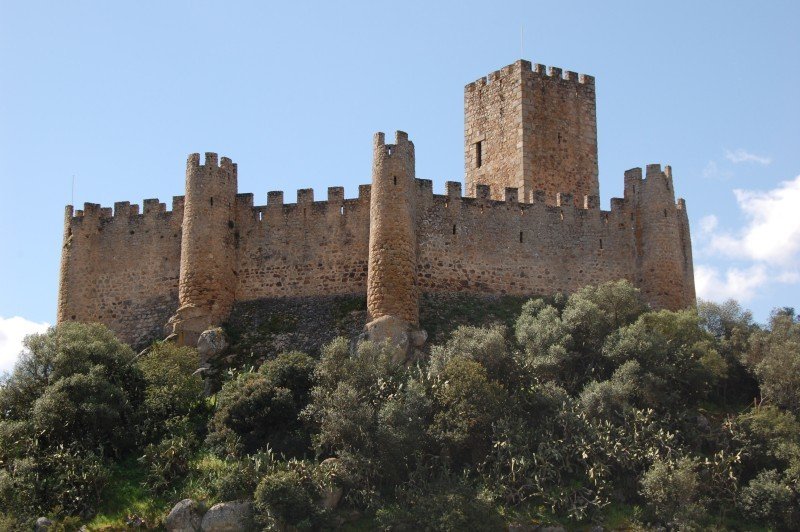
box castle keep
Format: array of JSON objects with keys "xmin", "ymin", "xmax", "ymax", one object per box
[{"xmin": 57, "ymin": 60, "xmax": 696, "ymax": 347}]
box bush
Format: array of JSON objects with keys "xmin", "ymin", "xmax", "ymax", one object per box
[
  {"xmin": 254, "ymin": 469, "xmax": 322, "ymax": 530},
  {"xmin": 207, "ymin": 376, "xmax": 304, "ymax": 458},
  {"xmin": 139, "ymin": 436, "xmax": 193, "ymax": 495},
  {"xmin": 428, "ymin": 325, "xmax": 514, "ymax": 383},
  {"xmin": 31, "ymin": 366, "xmax": 136, "ymax": 454},
  {"xmin": 0, "ymin": 446, "xmax": 109, "ymax": 520},
  {"xmin": 0, "ymin": 323, "xmax": 143, "ymax": 457},
  {"xmin": 746, "ymin": 311, "xmax": 800, "ymax": 414},
  {"xmin": 208, "ymin": 452, "xmax": 276, "ymax": 501},
  {"xmin": 429, "ymin": 358, "xmax": 506, "ymax": 464},
  {"xmin": 375, "ymin": 478, "xmax": 503, "ymax": 532},
  {"xmin": 738, "ymin": 469, "xmax": 795, "ymax": 527},
  {"xmin": 136, "ymin": 342, "xmax": 206, "ymax": 443},
  {"xmin": 259, "ymin": 351, "xmax": 316, "ymax": 404},
  {"xmin": 640, "ymin": 456, "xmax": 705, "ymax": 527}
]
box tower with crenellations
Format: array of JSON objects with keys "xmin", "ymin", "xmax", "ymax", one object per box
[{"xmin": 57, "ymin": 59, "xmax": 696, "ymax": 350}]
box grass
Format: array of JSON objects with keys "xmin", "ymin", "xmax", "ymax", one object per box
[{"xmin": 86, "ymin": 457, "xmax": 167, "ymax": 530}]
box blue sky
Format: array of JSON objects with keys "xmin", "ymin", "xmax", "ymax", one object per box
[{"xmin": 1, "ymin": 1, "xmax": 798, "ymax": 369}]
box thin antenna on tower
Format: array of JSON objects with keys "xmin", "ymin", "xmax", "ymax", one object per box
[
  {"xmin": 71, "ymin": 174, "xmax": 75, "ymax": 206},
  {"xmin": 521, "ymin": 24, "xmax": 524, "ymax": 59}
]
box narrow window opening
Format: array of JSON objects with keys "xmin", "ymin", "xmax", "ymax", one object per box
[
  {"xmin": 557, "ymin": 132, "xmax": 562, "ymax": 144},
  {"xmin": 475, "ymin": 141, "xmax": 482, "ymax": 168},
  {"xmin": 303, "ymin": 208, "xmax": 306, "ymax": 216},
  {"xmin": 452, "ymin": 224, "xmax": 456, "ymax": 235},
  {"xmin": 210, "ymin": 197, "xmax": 214, "ymax": 206},
  {"xmin": 663, "ymin": 209, "xmax": 668, "ymax": 217},
  {"xmin": 560, "ymin": 210, "xmax": 564, "ymax": 220},
  {"xmin": 340, "ymin": 206, "xmax": 344, "ymax": 215},
  {"xmin": 444, "ymin": 201, "xmax": 449, "ymax": 209},
  {"xmin": 599, "ymin": 238, "xmax": 603, "ymax": 250},
  {"xmin": 393, "ymin": 176, "xmax": 397, "ymax": 185},
  {"xmin": 387, "ymin": 147, "xmax": 392, "ymax": 155},
  {"xmin": 519, "ymin": 231, "xmax": 523, "ymax": 243},
  {"xmin": 258, "ymin": 211, "xmax": 263, "ymax": 221}
]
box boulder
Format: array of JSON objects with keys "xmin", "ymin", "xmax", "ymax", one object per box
[
  {"xmin": 200, "ymin": 501, "xmax": 254, "ymax": 532},
  {"xmin": 364, "ymin": 315, "xmax": 427, "ymax": 363},
  {"xmin": 165, "ymin": 499, "xmax": 203, "ymax": 532},
  {"xmin": 197, "ymin": 327, "xmax": 228, "ymax": 361},
  {"xmin": 34, "ymin": 517, "xmax": 53, "ymax": 532},
  {"xmin": 319, "ymin": 457, "xmax": 344, "ymax": 510}
]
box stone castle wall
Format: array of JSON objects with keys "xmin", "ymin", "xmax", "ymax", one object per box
[
  {"xmin": 57, "ymin": 200, "xmax": 183, "ymax": 346},
  {"xmin": 57, "ymin": 156, "xmax": 694, "ymax": 347},
  {"xmin": 57, "ymin": 60, "xmax": 696, "ymax": 348}
]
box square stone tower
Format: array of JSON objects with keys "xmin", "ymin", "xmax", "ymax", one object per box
[{"xmin": 465, "ymin": 60, "xmax": 599, "ymax": 206}]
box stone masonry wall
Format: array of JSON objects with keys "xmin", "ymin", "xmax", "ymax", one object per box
[
  {"xmin": 414, "ymin": 181, "xmax": 639, "ymax": 298},
  {"xmin": 57, "ymin": 165, "xmax": 694, "ymax": 347},
  {"xmin": 464, "ymin": 63, "xmax": 524, "ymax": 200},
  {"xmin": 234, "ymin": 186, "xmax": 371, "ymax": 300},
  {"xmin": 465, "ymin": 60, "xmax": 598, "ymax": 206},
  {"xmin": 57, "ymin": 200, "xmax": 183, "ymax": 347}
]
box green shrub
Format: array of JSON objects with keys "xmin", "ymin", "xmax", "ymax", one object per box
[
  {"xmin": 375, "ymin": 477, "xmax": 503, "ymax": 532},
  {"xmin": 0, "ymin": 323, "xmax": 143, "ymax": 457},
  {"xmin": 738, "ymin": 469, "xmax": 795, "ymax": 527},
  {"xmin": 640, "ymin": 456, "xmax": 705, "ymax": 527},
  {"xmin": 209, "ymin": 452, "xmax": 277, "ymax": 501},
  {"xmin": 746, "ymin": 312, "xmax": 800, "ymax": 414},
  {"xmin": 254, "ymin": 469, "xmax": 322, "ymax": 530},
  {"xmin": 429, "ymin": 358, "xmax": 506, "ymax": 464},
  {"xmin": 0, "ymin": 446, "xmax": 109, "ymax": 520},
  {"xmin": 428, "ymin": 325, "xmax": 514, "ymax": 383},
  {"xmin": 31, "ymin": 366, "xmax": 135, "ymax": 454},
  {"xmin": 136, "ymin": 342, "xmax": 206, "ymax": 443},
  {"xmin": 259, "ymin": 351, "xmax": 316, "ymax": 404},
  {"xmin": 207, "ymin": 351, "xmax": 316, "ymax": 458},
  {"xmin": 207, "ymin": 374, "xmax": 304, "ymax": 458},
  {"xmin": 139, "ymin": 436, "xmax": 193, "ymax": 495}
]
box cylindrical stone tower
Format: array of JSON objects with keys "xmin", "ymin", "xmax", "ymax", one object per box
[
  {"xmin": 635, "ymin": 164, "xmax": 696, "ymax": 310},
  {"xmin": 168, "ymin": 152, "xmax": 238, "ymax": 345},
  {"xmin": 366, "ymin": 131, "xmax": 419, "ymax": 330}
]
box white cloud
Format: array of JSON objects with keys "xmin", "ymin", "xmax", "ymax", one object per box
[
  {"xmin": 0, "ymin": 316, "xmax": 49, "ymax": 375},
  {"xmin": 695, "ymin": 264, "xmax": 768, "ymax": 302},
  {"xmin": 707, "ymin": 175, "xmax": 800, "ymax": 266},
  {"xmin": 702, "ymin": 160, "xmax": 732, "ymax": 180},
  {"xmin": 725, "ymin": 148, "xmax": 772, "ymax": 165},
  {"xmin": 699, "ymin": 214, "xmax": 718, "ymax": 235}
]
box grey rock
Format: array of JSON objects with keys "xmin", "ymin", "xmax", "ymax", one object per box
[
  {"xmin": 200, "ymin": 501, "xmax": 254, "ymax": 532},
  {"xmin": 409, "ymin": 327, "xmax": 428, "ymax": 348},
  {"xmin": 318, "ymin": 457, "xmax": 344, "ymax": 510},
  {"xmin": 197, "ymin": 327, "xmax": 228, "ymax": 361},
  {"xmin": 165, "ymin": 499, "xmax": 203, "ymax": 532},
  {"xmin": 34, "ymin": 517, "xmax": 53, "ymax": 532}
]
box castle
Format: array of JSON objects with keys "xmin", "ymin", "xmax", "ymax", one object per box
[{"xmin": 57, "ymin": 60, "xmax": 696, "ymax": 348}]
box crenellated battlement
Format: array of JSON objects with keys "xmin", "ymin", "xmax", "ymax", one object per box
[
  {"xmin": 68, "ymin": 195, "xmax": 186, "ymax": 223},
  {"xmin": 465, "ymin": 59, "xmax": 595, "ymax": 92}
]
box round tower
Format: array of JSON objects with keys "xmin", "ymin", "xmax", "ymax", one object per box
[
  {"xmin": 635, "ymin": 164, "xmax": 696, "ymax": 310},
  {"xmin": 168, "ymin": 152, "xmax": 238, "ymax": 345},
  {"xmin": 365, "ymin": 131, "xmax": 422, "ymax": 350},
  {"xmin": 56, "ymin": 205, "xmax": 75, "ymax": 324}
]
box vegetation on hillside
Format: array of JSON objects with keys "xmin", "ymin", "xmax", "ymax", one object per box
[{"xmin": 0, "ymin": 281, "xmax": 798, "ymax": 530}]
